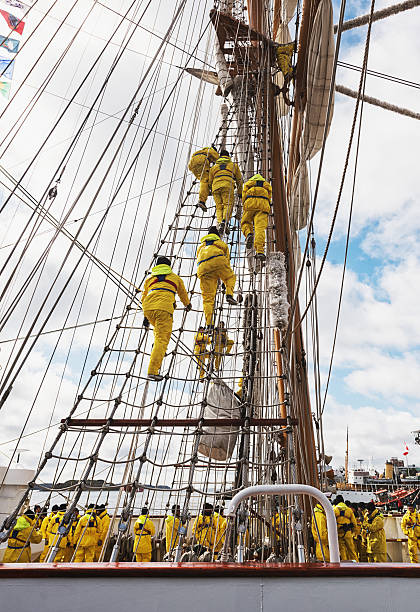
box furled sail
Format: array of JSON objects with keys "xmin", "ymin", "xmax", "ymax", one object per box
[
  {"xmin": 198, "ymin": 381, "xmax": 241, "ymax": 461},
  {"xmin": 290, "ymin": 0, "xmax": 335, "ymax": 231}
]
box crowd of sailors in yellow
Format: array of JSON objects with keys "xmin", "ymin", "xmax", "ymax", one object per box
[
  {"xmin": 3, "ymin": 498, "xmax": 419, "ymax": 564},
  {"xmin": 311, "ymin": 496, "xmax": 419, "ymax": 564},
  {"xmin": 141, "ymin": 147, "xmax": 272, "ymax": 382}
]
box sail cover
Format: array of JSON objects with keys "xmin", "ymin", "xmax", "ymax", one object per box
[
  {"xmin": 302, "ymin": 0, "xmax": 335, "ymax": 160},
  {"xmin": 198, "ymin": 380, "xmax": 241, "ymax": 461}
]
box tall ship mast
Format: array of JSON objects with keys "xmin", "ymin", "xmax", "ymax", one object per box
[{"xmin": 0, "ymin": 0, "xmax": 419, "ymax": 606}]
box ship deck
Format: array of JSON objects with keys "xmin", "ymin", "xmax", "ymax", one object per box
[{"xmin": 0, "ymin": 563, "xmax": 419, "ymax": 612}]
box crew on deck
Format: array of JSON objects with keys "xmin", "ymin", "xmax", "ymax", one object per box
[
  {"xmin": 141, "ymin": 256, "xmax": 192, "ymax": 381},
  {"xmin": 312, "ymin": 503, "xmax": 330, "ymax": 562},
  {"xmin": 333, "ymin": 495, "xmax": 358, "ymax": 562},
  {"xmin": 165, "ymin": 504, "xmax": 181, "ymax": 556},
  {"xmin": 364, "ymin": 501, "xmax": 387, "ymax": 562},
  {"xmin": 3, "ymin": 508, "xmax": 42, "ymax": 563},
  {"xmin": 401, "ymin": 502, "xmax": 419, "ymax": 563},
  {"xmin": 133, "ymin": 507, "xmax": 155, "ymax": 562},
  {"xmin": 73, "ymin": 503, "xmax": 100, "ymax": 563}
]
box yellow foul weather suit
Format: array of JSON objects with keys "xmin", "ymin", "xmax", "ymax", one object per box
[
  {"xmin": 192, "ymin": 514, "xmax": 218, "ymax": 550},
  {"xmin": 142, "ymin": 264, "xmax": 190, "ymax": 375},
  {"xmin": 213, "ymin": 327, "xmax": 234, "ymax": 370},
  {"xmin": 73, "ymin": 509, "xmax": 100, "ymax": 563},
  {"xmin": 276, "ymin": 42, "xmax": 294, "ymax": 78},
  {"xmin": 194, "ymin": 330, "xmax": 210, "ymax": 379},
  {"xmin": 197, "ymin": 234, "xmax": 236, "ymax": 325},
  {"xmin": 188, "ymin": 147, "xmax": 219, "ymax": 204},
  {"xmin": 133, "ymin": 514, "xmax": 155, "ymax": 562},
  {"xmin": 165, "ymin": 514, "xmax": 180, "ymax": 553},
  {"xmin": 95, "ymin": 509, "xmax": 110, "ymax": 561},
  {"xmin": 401, "ymin": 509, "xmax": 420, "ymax": 563},
  {"xmin": 48, "ymin": 510, "xmax": 73, "ymax": 562},
  {"xmin": 39, "ymin": 511, "xmax": 55, "ymax": 562},
  {"xmin": 208, "ymin": 155, "xmax": 243, "ymax": 224},
  {"xmin": 213, "ymin": 512, "xmax": 227, "ymax": 554},
  {"xmin": 3, "ymin": 513, "xmax": 42, "ymax": 563},
  {"xmin": 311, "ymin": 504, "xmax": 330, "ymax": 562},
  {"xmin": 241, "ymin": 174, "xmax": 272, "ymax": 254},
  {"xmin": 334, "ymin": 502, "xmax": 358, "ymax": 561},
  {"xmin": 366, "ymin": 509, "xmax": 387, "ymax": 562}
]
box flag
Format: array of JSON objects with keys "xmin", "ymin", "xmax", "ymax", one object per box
[
  {"xmin": 0, "ymin": 9, "xmax": 25, "ymax": 35},
  {"xmin": 403, "ymin": 443, "xmax": 409, "ymax": 456},
  {"xmin": 0, "ymin": 78, "xmax": 10, "ymax": 97},
  {"xmin": 0, "ymin": 57, "xmax": 14, "ymax": 79},
  {"xmin": 0, "ymin": 35, "xmax": 19, "ymax": 54},
  {"xmin": 1, "ymin": 1, "xmax": 29, "ymax": 19}
]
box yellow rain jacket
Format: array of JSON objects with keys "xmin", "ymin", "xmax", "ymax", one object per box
[
  {"xmin": 209, "ymin": 156, "xmax": 243, "ymax": 224},
  {"xmin": 188, "ymin": 147, "xmax": 219, "ymax": 203},
  {"xmin": 311, "ymin": 504, "xmax": 330, "ymax": 561},
  {"xmin": 366, "ymin": 509, "xmax": 386, "ymax": 562},
  {"xmin": 241, "ymin": 174, "xmax": 272, "ymax": 254},
  {"xmin": 196, "ymin": 234, "xmax": 236, "ymax": 325},
  {"xmin": 95, "ymin": 508, "xmax": 111, "ymax": 560},
  {"xmin": 276, "ymin": 42, "xmax": 294, "ymax": 78},
  {"xmin": 133, "ymin": 514, "xmax": 155, "ymax": 555},
  {"xmin": 213, "ymin": 512, "xmax": 227, "ymax": 553},
  {"xmin": 192, "ymin": 514, "xmax": 217, "ymax": 549},
  {"xmin": 48, "ymin": 510, "xmax": 70, "ymax": 549},
  {"xmin": 73, "ymin": 509, "xmax": 100, "ymax": 549},
  {"xmin": 39, "ymin": 511, "xmax": 55, "ymax": 562},
  {"xmin": 401, "ymin": 509, "xmax": 420, "ymax": 563},
  {"xmin": 3, "ymin": 513, "xmax": 42, "ymax": 563},
  {"xmin": 142, "ymin": 264, "xmax": 190, "ymax": 376},
  {"xmin": 213, "ymin": 327, "xmax": 234, "ymax": 370},
  {"xmin": 334, "ymin": 502, "xmax": 358, "ymax": 561},
  {"xmin": 194, "ymin": 330, "xmax": 210, "ymax": 378},
  {"xmin": 142, "ymin": 264, "xmax": 190, "ymax": 315},
  {"xmin": 165, "ymin": 515, "xmax": 180, "ymax": 552}
]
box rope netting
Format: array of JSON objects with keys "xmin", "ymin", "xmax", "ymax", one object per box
[{"xmin": 0, "ymin": 0, "xmax": 335, "ymax": 563}]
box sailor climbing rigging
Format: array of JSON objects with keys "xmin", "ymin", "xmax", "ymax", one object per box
[
  {"xmin": 141, "ymin": 256, "xmax": 192, "ymax": 381},
  {"xmin": 188, "ymin": 145, "xmax": 219, "ymax": 212},
  {"xmin": 241, "ymin": 173, "xmax": 272, "ymax": 262},
  {"xmin": 208, "ymin": 150, "xmax": 243, "ymax": 234},
  {"xmin": 196, "ymin": 227, "xmax": 237, "ymax": 328}
]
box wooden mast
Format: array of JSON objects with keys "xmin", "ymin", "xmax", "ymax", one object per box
[{"xmin": 247, "ymin": 0, "xmax": 319, "ymax": 489}]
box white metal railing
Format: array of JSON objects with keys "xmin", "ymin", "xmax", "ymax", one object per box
[{"xmin": 224, "ymin": 484, "xmax": 340, "ymax": 563}]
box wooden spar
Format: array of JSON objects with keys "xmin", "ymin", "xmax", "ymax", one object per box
[{"xmin": 62, "ymin": 418, "xmax": 298, "ymax": 427}]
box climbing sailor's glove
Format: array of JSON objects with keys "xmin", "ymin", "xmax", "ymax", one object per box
[
  {"xmin": 143, "ymin": 317, "xmax": 150, "ymax": 328},
  {"xmin": 185, "ymin": 303, "xmax": 192, "ymax": 312}
]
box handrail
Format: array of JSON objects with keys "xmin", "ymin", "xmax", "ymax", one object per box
[{"xmin": 225, "ymin": 484, "xmax": 340, "ymax": 563}]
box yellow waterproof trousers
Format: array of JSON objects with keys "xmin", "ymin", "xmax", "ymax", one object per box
[
  {"xmin": 338, "ymin": 533, "xmax": 358, "ymax": 561},
  {"xmin": 136, "ymin": 551, "xmax": 151, "ymax": 562},
  {"xmin": 315, "ymin": 542, "xmax": 330, "ymax": 562},
  {"xmin": 144, "ymin": 309, "xmax": 173, "ymax": 375},
  {"xmin": 189, "ymin": 159, "xmax": 211, "ymax": 203},
  {"xmin": 213, "ymin": 186, "xmax": 235, "ymax": 224},
  {"xmin": 199, "ymin": 265, "xmax": 236, "ymax": 325},
  {"xmin": 74, "ymin": 545, "xmax": 96, "ymax": 563},
  {"xmin": 241, "ymin": 209, "xmax": 268, "ymax": 254},
  {"xmin": 39, "ymin": 543, "xmax": 50, "ymax": 563},
  {"xmin": 3, "ymin": 546, "xmax": 31, "ymax": 563},
  {"xmin": 194, "ymin": 349, "xmax": 209, "ymax": 378},
  {"xmin": 408, "ymin": 538, "xmax": 419, "ymax": 563}
]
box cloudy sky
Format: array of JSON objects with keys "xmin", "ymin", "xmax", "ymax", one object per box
[{"xmin": 0, "ymin": 0, "xmax": 419, "ymax": 495}]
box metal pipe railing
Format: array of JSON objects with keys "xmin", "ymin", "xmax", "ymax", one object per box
[{"xmin": 224, "ymin": 484, "xmax": 340, "ymax": 563}]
